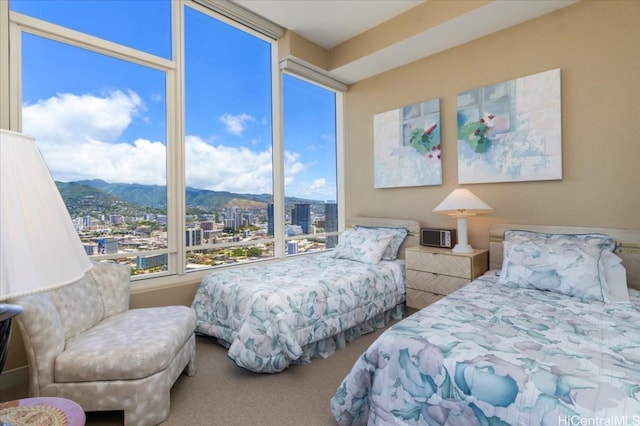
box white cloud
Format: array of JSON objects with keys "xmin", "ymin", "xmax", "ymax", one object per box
[
  {"xmin": 21, "ymin": 91, "xmax": 334, "ymax": 199},
  {"xmin": 22, "ymin": 90, "xmax": 165, "ymax": 184},
  {"xmin": 185, "ymin": 135, "xmax": 273, "ymax": 193},
  {"xmin": 185, "ymin": 136, "xmax": 313, "ymax": 196},
  {"xmin": 23, "ymin": 90, "xmax": 143, "ymax": 144},
  {"xmin": 220, "ymin": 113, "xmax": 254, "ymax": 136}
]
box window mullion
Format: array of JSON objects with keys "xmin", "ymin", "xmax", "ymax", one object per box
[
  {"xmin": 272, "ymin": 46, "xmax": 285, "ymax": 258},
  {"xmin": 168, "ymin": 0, "xmax": 186, "ymax": 275},
  {"xmin": 335, "ymin": 91, "xmax": 346, "ymax": 231}
]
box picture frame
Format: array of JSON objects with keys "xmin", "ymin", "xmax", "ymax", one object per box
[
  {"xmin": 456, "ymin": 68, "xmax": 562, "ymax": 184},
  {"xmin": 374, "ymin": 98, "xmax": 442, "ymax": 188}
]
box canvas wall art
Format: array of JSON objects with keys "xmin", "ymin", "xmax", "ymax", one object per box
[
  {"xmin": 374, "ymin": 98, "xmax": 441, "ymax": 188},
  {"xmin": 456, "ymin": 68, "xmax": 562, "ymax": 184}
]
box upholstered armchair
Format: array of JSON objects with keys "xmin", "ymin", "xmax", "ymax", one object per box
[{"xmin": 8, "ymin": 261, "xmax": 197, "ymax": 426}]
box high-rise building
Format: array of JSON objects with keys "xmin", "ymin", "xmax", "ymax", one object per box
[
  {"xmin": 287, "ymin": 240, "xmax": 299, "ymax": 255},
  {"xmin": 267, "ymin": 203, "xmax": 274, "ymax": 236},
  {"xmin": 200, "ymin": 221, "xmax": 217, "ymax": 231},
  {"xmin": 291, "ymin": 203, "xmax": 311, "ymax": 234},
  {"xmin": 136, "ymin": 253, "xmax": 168, "ymax": 270},
  {"xmin": 186, "ymin": 228, "xmax": 203, "ymax": 247},
  {"xmin": 97, "ymin": 238, "xmax": 118, "ymax": 255},
  {"xmin": 324, "ymin": 202, "xmax": 338, "ymax": 248}
]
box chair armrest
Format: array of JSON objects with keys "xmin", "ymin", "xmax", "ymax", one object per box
[
  {"xmin": 90, "ymin": 262, "xmax": 131, "ymax": 317},
  {"xmin": 10, "ymin": 293, "xmax": 65, "ymax": 395}
]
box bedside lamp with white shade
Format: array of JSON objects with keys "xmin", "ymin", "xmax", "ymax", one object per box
[
  {"xmin": 0, "ymin": 129, "xmax": 93, "ymax": 373},
  {"xmin": 433, "ymin": 188, "xmax": 493, "ymax": 254}
]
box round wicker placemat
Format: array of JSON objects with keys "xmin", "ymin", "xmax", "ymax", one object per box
[{"xmin": 0, "ymin": 404, "xmax": 67, "ymax": 426}]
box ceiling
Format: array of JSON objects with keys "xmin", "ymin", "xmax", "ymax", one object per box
[
  {"xmin": 236, "ymin": 0, "xmax": 424, "ymax": 49},
  {"xmin": 235, "ymin": 0, "xmax": 578, "ymax": 85}
]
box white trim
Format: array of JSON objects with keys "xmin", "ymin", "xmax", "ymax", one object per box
[
  {"xmin": 0, "ymin": 1, "xmax": 9, "ymax": 129},
  {"xmin": 272, "ymin": 45, "xmax": 285, "ymax": 258},
  {"xmin": 191, "ymin": 0, "xmax": 284, "ymax": 40},
  {"xmin": 10, "ymin": 12, "xmax": 174, "ymax": 72},
  {"xmin": 280, "ymin": 56, "xmax": 349, "ymax": 93},
  {"xmin": 170, "ymin": 1, "xmax": 186, "ymax": 275},
  {"xmin": 335, "ymin": 90, "xmax": 346, "ymax": 231}
]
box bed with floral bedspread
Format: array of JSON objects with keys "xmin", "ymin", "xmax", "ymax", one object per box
[
  {"xmin": 331, "ymin": 228, "xmax": 640, "ymax": 425},
  {"xmin": 192, "ymin": 223, "xmax": 415, "ymax": 373}
]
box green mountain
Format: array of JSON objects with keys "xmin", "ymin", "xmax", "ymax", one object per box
[{"xmin": 57, "ymin": 179, "xmax": 326, "ymax": 218}]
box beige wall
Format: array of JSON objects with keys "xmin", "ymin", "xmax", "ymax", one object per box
[{"xmin": 344, "ymin": 1, "xmax": 640, "ymax": 251}]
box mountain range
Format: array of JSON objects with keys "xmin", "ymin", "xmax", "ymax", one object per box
[{"xmin": 56, "ymin": 179, "xmax": 325, "ymax": 218}]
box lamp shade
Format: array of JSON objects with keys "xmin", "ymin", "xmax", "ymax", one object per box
[
  {"xmin": 0, "ymin": 129, "xmax": 92, "ymax": 300},
  {"xmin": 433, "ymin": 188, "xmax": 493, "ymax": 215},
  {"xmin": 432, "ymin": 188, "xmax": 492, "ymax": 254}
]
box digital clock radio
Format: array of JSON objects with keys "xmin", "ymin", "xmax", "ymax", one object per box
[{"xmin": 420, "ymin": 228, "xmax": 456, "ymax": 249}]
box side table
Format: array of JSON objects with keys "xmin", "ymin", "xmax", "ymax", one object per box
[
  {"xmin": 405, "ymin": 246, "xmax": 489, "ymax": 309},
  {"xmin": 0, "ymin": 396, "xmax": 85, "ymax": 426}
]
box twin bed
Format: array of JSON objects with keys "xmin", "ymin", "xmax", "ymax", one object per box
[
  {"xmin": 190, "ymin": 219, "xmax": 640, "ymax": 422},
  {"xmin": 331, "ymin": 224, "xmax": 640, "ymax": 425},
  {"xmin": 191, "ymin": 217, "xmax": 420, "ymax": 373}
]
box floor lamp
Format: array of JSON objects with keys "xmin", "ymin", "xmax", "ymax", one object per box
[
  {"xmin": 433, "ymin": 188, "xmax": 493, "ymax": 254},
  {"xmin": 0, "ymin": 129, "xmax": 92, "ymax": 374}
]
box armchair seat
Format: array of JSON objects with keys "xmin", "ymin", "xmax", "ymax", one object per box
[
  {"xmin": 9, "ymin": 262, "xmax": 196, "ymax": 426},
  {"xmin": 56, "ymin": 306, "xmax": 195, "ymax": 382}
]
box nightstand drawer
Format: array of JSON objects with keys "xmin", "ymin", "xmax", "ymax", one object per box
[
  {"xmin": 406, "ymin": 249, "xmax": 472, "ymax": 278},
  {"xmin": 406, "ymin": 289, "xmax": 443, "ymax": 309},
  {"xmin": 406, "ymin": 269, "xmax": 469, "ymax": 295}
]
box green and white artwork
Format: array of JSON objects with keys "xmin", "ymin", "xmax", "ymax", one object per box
[
  {"xmin": 374, "ymin": 98, "xmax": 441, "ymax": 188},
  {"xmin": 457, "ymin": 68, "xmax": 562, "ymax": 184}
]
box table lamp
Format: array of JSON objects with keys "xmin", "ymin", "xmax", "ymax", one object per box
[
  {"xmin": 0, "ymin": 129, "xmax": 92, "ymax": 373},
  {"xmin": 433, "ymin": 188, "xmax": 492, "ymax": 254}
]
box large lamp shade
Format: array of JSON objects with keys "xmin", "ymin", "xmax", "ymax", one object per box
[
  {"xmin": 0, "ymin": 129, "xmax": 92, "ymax": 372},
  {"xmin": 1, "ymin": 129, "xmax": 92, "ymax": 299}
]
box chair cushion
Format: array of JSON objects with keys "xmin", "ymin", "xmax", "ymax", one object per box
[{"xmin": 55, "ymin": 306, "xmax": 195, "ymax": 382}]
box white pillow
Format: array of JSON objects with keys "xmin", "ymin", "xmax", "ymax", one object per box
[
  {"xmin": 498, "ymin": 230, "xmax": 620, "ymax": 302},
  {"xmin": 599, "ymin": 251, "xmax": 629, "ymax": 303},
  {"xmin": 499, "ymin": 239, "xmax": 605, "ymax": 301},
  {"xmin": 354, "ymin": 226, "xmax": 408, "ymax": 260},
  {"xmin": 331, "ymin": 228, "xmax": 394, "ymax": 265}
]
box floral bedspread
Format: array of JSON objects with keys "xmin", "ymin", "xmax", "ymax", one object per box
[
  {"xmin": 331, "ymin": 271, "xmax": 640, "ymax": 425},
  {"xmin": 192, "ymin": 253, "xmax": 405, "ymax": 373}
]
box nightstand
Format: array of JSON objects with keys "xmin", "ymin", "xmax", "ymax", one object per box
[{"xmin": 405, "ymin": 246, "xmax": 488, "ymax": 309}]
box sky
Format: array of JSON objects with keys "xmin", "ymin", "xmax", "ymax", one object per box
[{"xmin": 12, "ymin": 0, "xmax": 337, "ymax": 202}]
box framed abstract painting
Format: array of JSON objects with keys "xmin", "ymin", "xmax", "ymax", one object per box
[
  {"xmin": 457, "ymin": 68, "xmax": 562, "ymax": 184},
  {"xmin": 374, "ymin": 98, "xmax": 442, "ymax": 188}
]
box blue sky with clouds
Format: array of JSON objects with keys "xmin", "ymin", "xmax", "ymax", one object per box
[{"xmin": 12, "ymin": 0, "xmax": 337, "ymax": 202}]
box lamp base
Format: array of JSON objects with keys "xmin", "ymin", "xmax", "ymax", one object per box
[{"xmin": 452, "ymin": 244, "xmax": 474, "ymax": 254}]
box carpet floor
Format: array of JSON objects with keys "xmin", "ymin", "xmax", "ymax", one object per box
[{"xmin": 2, "ymin": 321, "xmax": 399, "ymax": 425}]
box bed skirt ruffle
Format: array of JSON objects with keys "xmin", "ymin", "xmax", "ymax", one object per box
[
  {"xmin": 212, "ymin": 303, "xmax": 406, "ymax": 372},
  {"xmin": 291, "ymin": 302, "xmax": 406, "ymax": 366}
]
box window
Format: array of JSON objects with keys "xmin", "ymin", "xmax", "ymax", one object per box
[
  {"xmin": 13, "ymin": 0, "xmax": 171, "ymax": 276},
  {"xmin": 5, "ymin": 0, "xmax": 342, "ymax": 283},
  {"xmin": 183, "ymin": 5, "xmax": 275, "ymax": 268},
  {"xmin": 283, "ymin": 74, "xmax": 338, "ymax": 253}
]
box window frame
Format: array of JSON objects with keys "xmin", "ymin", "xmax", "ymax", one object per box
[{"xmin": 1, "ymin": 0, "xmax": 345, "ymax": 289}]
